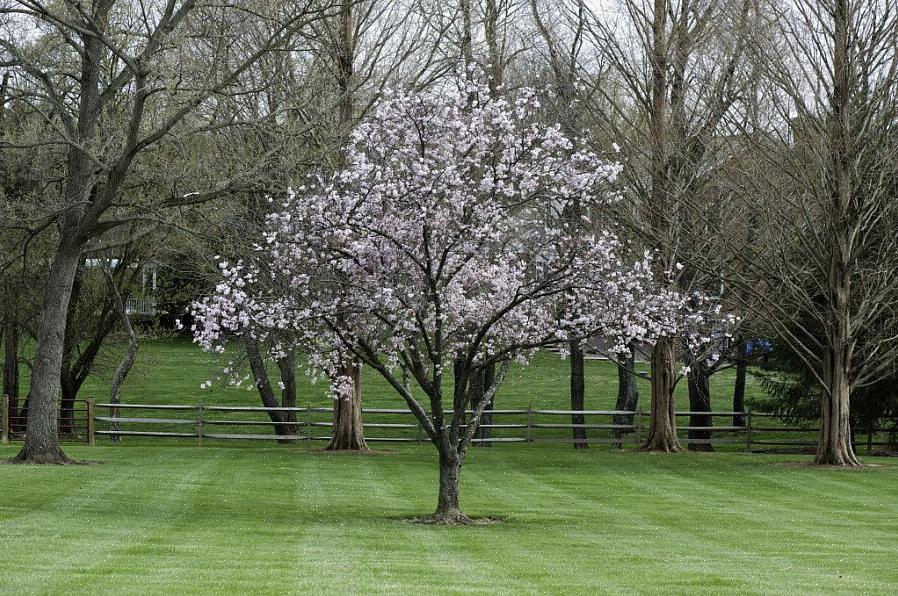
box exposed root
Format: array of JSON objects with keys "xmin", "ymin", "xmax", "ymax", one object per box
[
  {"xmin": 5, "ymin": 445, "xmax": 84, "ymax": 465},
  {"xmin": 815, "ymin": 444, "xmax": 862, "ymax": 467},
  {"xmin": 640, "ymin": 436, "xmax": 683, "ymax": 453}
]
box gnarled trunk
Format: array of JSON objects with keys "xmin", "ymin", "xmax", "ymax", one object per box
[
  {"xmin": 642, "ymin": 337, "xmax": 681, "ymax": 452},
  {"xmin": 686, "ymin": 357, "xmax": 713, "ymax": 451},
  {"xmin": 569, "ymin": 340, "xmax": 587, "ymax": 448},
  {"xmin": 327, "ymin": 360, "xmax": 368, "ymax": 451},
  {"xmin": 12, "ymin": 245, "xmax": 81, "ymax": 464},
  {"xmin": 612, "ymin": 346, "xmax": 639, "ymax": 448}
]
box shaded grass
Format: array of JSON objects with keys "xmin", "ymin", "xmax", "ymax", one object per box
[
  {"xmin": 0, "ymin": 444, "xmax": 895, "ymax": 594},
  {"xmin": 48, "ymin": 338, "xmax": 768, "ymax": 410}
]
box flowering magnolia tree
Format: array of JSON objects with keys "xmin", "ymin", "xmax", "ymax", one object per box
[{"xmin": 195, "ymin": 82, "xmax": 682, "ymax": 523}]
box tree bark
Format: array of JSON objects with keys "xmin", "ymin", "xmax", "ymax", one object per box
[
  {"xmin": 612, "ymin": 347, "xmax": 639, "ymax": 448},
  {"xmin": 642, "ymin": 337, "xmax": 682, "ymax": 452},
  {"xmin": 569, "ymin": 340, "xmax": 587, "ymax": 448},
  {"xmin": 3, "ymin": 300, "xmax": 19, "ymax": 432},
  {"xmin": 58, "ymin": 266, "xmax": 83, "ymax": 436},
  {"xmin": 11, "ymin": 245, "xmax": 81, "ymax": 464},
  {"xmin": 275, "ymin": 352, "xmax": 298, "ymax": 437},
  {"xmin": 245, "ymin": 339, "xmax": 297, "ymax": 444},
  {"xmin": 686, "ymin": 356, "xmax": 713, "ymax": 451},
  {"xmin": 433, "ymin": 449, "xmax": 470, "ymax": 523},
  {"xmin": 474, "ymin": 364, "xmax": 495, "ymax": 447},
  {"xmin": 327, "ymin": 359, "xmax": 368, "ymax": 451},
  {"xmin": 59, "ymin": 377, "xmax": 77, "ymax": 436},
  {"xmin": 816, "ymin": 341, "xmax": 859, "ymax": 466}
]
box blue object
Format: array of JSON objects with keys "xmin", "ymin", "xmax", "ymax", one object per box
[{"xmin": 745, "ymin": 339, "xmax": 773, "ymax": 356}]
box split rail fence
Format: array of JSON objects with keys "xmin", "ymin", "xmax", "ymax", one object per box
[{"xmin": 2, "ymin": 394, "xmax": 893, "ymax": 454}]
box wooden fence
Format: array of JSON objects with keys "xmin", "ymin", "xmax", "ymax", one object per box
[{"xmin": 3, "ymin": 394, "xmax": 892, "ymax": 454}]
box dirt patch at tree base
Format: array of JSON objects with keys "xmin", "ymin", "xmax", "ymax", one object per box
[
  {"xmin": 396, "ymin": 515, "xmax": 506, "ymax": 526},
  {"xmin": 290, "ymin": 448, "xmax": 396, "ymax": 456}
]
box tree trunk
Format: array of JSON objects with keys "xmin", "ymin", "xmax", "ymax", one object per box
[
  {"xmin": 816, "ymin": 344, "xmax": 859, "ymax": 466},
  {"xmin": 59, "ymin": 377, "xmax": 77, "ymax": 436},
  {"xmin": 733, "ymin": 341, "xmax": 746, "ymax": 427},
  {"xmin": 275, "ymin": 353, "xmax": 298, "ymax": 438},
  {"xmin": 569, "ymin": 340, "xmax": 587, "ymax": 448},
  {"xmin": 58, "ymin": 266, "xmax": 82, "ymax": 437},
  {"xmin": 244, "ymin": 339, "xmax": 296, "ymax": 444},
  {"xmin": 642, "ymin": 337, "xmax": 681, "ymax": 452},
  {"xmin": 3, "ymin": 305, "xmax": 19, "ymax": 432},
  {"xmin": 433, "ymin": 449, "xmax": 470, "ymax": 524},
  {"xmin": 813, "ymin": 0, "xmax": 859, "ymax": 468},
  {"xmin": 686, "ymin": 357, "xmax": 713, "ymax": 451},
  {"xmin": 474, "ymin": 364, "xmax": 495, "ymax": 447},
  {"xmin": 612, "ymin": 347, "xmax": 639, "ymax": 448},
  {"xmin": 327, "ymin": 360, "xmax": 368, "ymax": 451},
  {"xmin": 11, "ymin": 246, "xmax": 81, "ymax": 464}
]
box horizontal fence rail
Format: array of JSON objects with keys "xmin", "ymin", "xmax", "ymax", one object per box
[{"xmin": 2, "ymin": 394, "xmax": 895, "ymax": 453}]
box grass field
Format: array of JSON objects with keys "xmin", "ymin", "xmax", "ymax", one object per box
[
  {"xmin": 7, "ymin": 338, "xmax": 821, "ymax": 448},
  {"xmin": 1, "ymin": 444, "xmax": 896, "ymax": 594},
  {"xmin": 38, "ymin": 338, "xmax": 768, "ymax": 410}
]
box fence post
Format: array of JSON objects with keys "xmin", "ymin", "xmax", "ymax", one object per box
[
  {"xmin": 197, "ymin": 400, "xmax": 204, "ymax": 447},
  {"xmin": 1, "ymin": 394, "xmax": 9, "ymax": 444},
  {"xmin": 416, "ymin": 417, "xmax": 422, "ymax": 443},
  {"xmin": 745, "ymin": 407, "xmax": 753, "ymax": 452},
  {"xmin": 527, "ymin": 403, "xmax": 533, "ymax": 443},
  {"xmin": 306, "ymin": 403, "xmax": 313, "ymax": 449},
  {"xmin": 86, "ymin": 398, "xmax": 95, "ymax": 446}
]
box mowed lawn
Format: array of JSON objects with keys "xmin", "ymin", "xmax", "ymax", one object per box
[
  {"xmin": 41, "ymin": 338, "xmax": 768, "ymax": 410},
  {"xmin": 0, "ymin": 444, "xmax": 896, "ymax": 594}
]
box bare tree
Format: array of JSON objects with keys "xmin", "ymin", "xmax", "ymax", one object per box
[
  {"xmin": 0, "ymin": 0, "xmax": 338, "ymax": 463},
  {"xmin": 582, "ymin": 0, "xmax": 753, "ymax": 451},
  {"xmin": 720, "ymin": 0, "xmax": 898, "ymax": 466}
]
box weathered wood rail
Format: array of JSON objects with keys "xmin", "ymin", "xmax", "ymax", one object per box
[{"xmin": 3, "ymin": 394, "xmax": 893, "ymax": 454}]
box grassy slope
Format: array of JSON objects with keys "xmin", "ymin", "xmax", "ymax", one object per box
[
  {"xmin": 0, "ymin": 444, "xmax": 895, "ymax": 594},
  {"xmin": 60, "ymin": 338, "xmax": 768, "ymax": 410}
]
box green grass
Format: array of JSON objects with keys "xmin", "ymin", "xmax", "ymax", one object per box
[
  {"xmin": 9, "ymin": 338, "xmax": 811, "ymax": 448},
  {"xmin": 46, "ymin": 338, "xmax": 768, "ymax": 410},
  {"xmin": 0, "ymin": 444, "xmax": 896, "ymax": 594}
]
